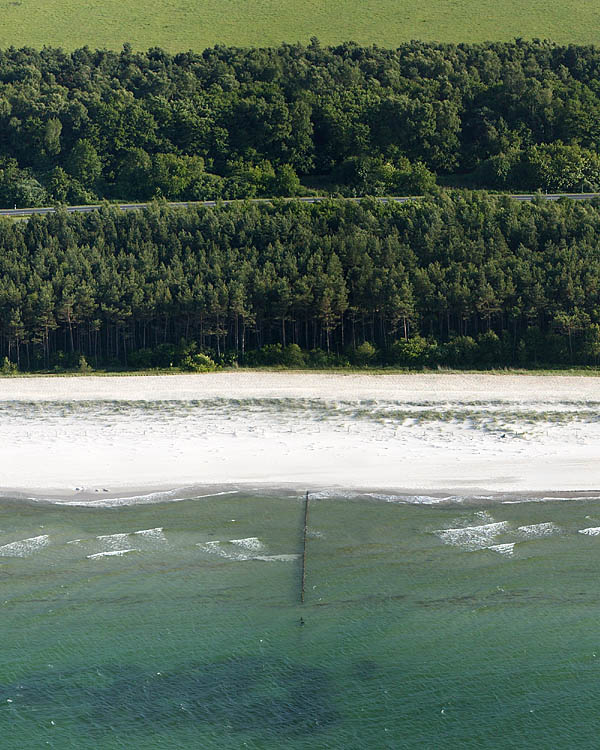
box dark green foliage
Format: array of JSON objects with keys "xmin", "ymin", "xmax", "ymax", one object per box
[
  {"xmin": 4, "ymin": 41, "xmax": 600, "ymax": 205},
  {"xmin": 477, "ymin": 143, "xmax": 600, "ymax": 192},
  {"xmin": 0, "ymin": 159, "xmax": 48, "ymax": 207},
  {"xmin": 181, "ymin": 351, "xmax": 217, "ymax": 372},
  {"xmin": 388, "ymin": 335, "xmax": 434, "ymax": 366},
  {"xmin": 2, "ymin": 194, "xmax": 600, "ymax": 370},
  {"xmin": 1, "ymin": 355, "xmax": 17, "ymax": 375},
  {"xmin": 334, "ymin": 156, "xmax": 436, "ymax": 196},
  {"xmin": 352, "ymin": 342, "xmax": 378, "ymax": 366}
]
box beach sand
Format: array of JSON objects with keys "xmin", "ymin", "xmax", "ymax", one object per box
[{"xmin": 1, "ymin": 372, "xmax": 600, "ymax": 498}]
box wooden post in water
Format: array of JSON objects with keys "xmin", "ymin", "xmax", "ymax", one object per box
[{"xmin": 300, "ymin": 491, "xmax": 310, "ymax": 603}]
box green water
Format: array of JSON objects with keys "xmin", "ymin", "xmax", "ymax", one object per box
[{"xmin": 2, "ymin": 493, "xmax": 600, "ymax": 748}]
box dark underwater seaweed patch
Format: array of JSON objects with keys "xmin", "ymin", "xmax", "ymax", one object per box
[{"xmin": 0, "ymin": 657, "xmax": 339, "ymax": 739}]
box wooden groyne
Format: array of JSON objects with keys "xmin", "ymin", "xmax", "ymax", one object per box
[{"xmin": 300, "ymin": 491, "xmax": 310, "ymax": 603}]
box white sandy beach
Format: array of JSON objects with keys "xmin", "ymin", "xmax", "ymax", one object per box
[{"xmin": 1, "ymin": 372, "xmax": 600, "ymax": 499}]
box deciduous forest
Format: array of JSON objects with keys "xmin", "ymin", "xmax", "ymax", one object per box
[{"xmin": 3, "ymin": 40, "xmax": 600, "ymax": 205}]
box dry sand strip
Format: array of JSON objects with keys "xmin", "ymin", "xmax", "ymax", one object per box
[
  {"xmin": 0, "ymin": 372, "xmax": 599, "ymax": 497},
  {"xmin": 1, "ymin": 371, "xmax": 600, "ymax": 402}
]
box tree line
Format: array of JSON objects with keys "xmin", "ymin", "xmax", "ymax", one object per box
[
  {"xmin": 4, "ymin": 40, "xmax": 600, "ymax": 205},
  {"xmin": 1, "ymin": 193, "xmax": 600, "ymax": 371}
]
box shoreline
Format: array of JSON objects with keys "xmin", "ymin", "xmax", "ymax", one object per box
[{"xmin": 4, "ymin": 483, "xmax": 600, "ymax": 509}]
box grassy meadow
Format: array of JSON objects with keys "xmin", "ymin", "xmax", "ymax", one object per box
[{"xmin": 0, "ymin": 0, "xmax": 598, "ymax": 51}]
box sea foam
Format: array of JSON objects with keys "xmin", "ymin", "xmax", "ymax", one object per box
[
  {"xmin": 487, "ymin": 543, "xmax": 515, "ymax": 555},
  {"xmin": 60, "ymin": 489, "xmax": 239, "ymax": 508},
  {"xmin": 579, "ymin": 527, "xmax": 600, "ymax": 536},
  {"xmin": 96, "ymin": 533, "xmax": 131, "ymax": 549},
  {"xmin": 229, "ymin": 537, "xmax": 264, "ymax": 551},
  {"xmin": 502, "ymin": 496, "xmax": 600, "ymax": 504},
  {"xmin": 434, "ymin": 521, "xmax": 509, "ymax": 551},
  {"xmin": 516, "ymin": 522, "xmax": 561, "ymax": 538},
  {"xmin": 133, "ymin": 527, "xmax": 167, "ymax": 542},
  {"xmin": 0, "ymin": 535, "xmax": 49, "ymax": 557},
  {"xmin": 87, "ymin": 549, "xmax": 139, "ymax": 559},
  {"xmin": 196, "ymin": 541, "xmax": 248, "ymax": 561},
  {"xmin": 368, "ymin": 493, "xmax": 453, "ymax": 504},
  {"xmin": 196, "ymin": 538, "xmax": 296, "ymax": 562}
]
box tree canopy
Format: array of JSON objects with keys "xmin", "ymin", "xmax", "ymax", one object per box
[
  {"xmin": 3, "ymin": 41, "xmax": 600, "ymax": 204},
  {"xmin": 2, "ymin": 194, "xmax": 600, "ymax": 371}
]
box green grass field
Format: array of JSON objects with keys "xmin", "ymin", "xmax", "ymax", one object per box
[{"xmin": 1, "ymin": 0, "xmax": 599, "ymax": 52}]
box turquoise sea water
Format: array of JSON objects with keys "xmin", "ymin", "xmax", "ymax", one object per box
[{"xmin": 2, "ymin": 491, "xmax": 600, "ymax": 748}]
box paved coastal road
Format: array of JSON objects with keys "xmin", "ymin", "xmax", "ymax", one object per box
[{"xmin": 1, "ymin": 193, "xmax": 599, "ymax": 217}]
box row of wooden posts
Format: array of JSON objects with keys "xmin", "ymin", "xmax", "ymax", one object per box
[{"xmin": 300, "ymin": 490, "xmax": 309, "ymax": 604}]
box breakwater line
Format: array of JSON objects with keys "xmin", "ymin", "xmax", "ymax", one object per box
[{"xmin": 300, "ymin": 491, "xmax": 310, "ymax": 603}]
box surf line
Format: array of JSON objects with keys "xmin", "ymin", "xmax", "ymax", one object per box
[{"xmin": 300, "ymin": 490, "xmax": 310, "ymax": 604}]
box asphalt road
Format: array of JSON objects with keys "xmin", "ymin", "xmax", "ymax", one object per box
[{"xmin": 1, "ymin": 193, "xmax": 599, "ymax": 217}]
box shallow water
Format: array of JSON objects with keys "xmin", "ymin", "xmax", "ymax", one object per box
[{"xmin": 2, "ymin": 491, "xmax": 600, "ymax": 748}]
